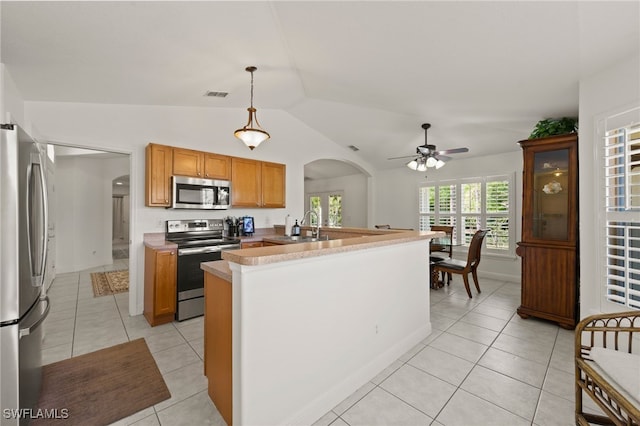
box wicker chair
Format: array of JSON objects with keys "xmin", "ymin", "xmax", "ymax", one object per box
[{"xmin": 575, "ymin": 311, "xmax": 640, "ymax": 426}]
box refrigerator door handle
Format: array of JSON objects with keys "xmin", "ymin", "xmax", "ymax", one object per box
[
  {"xmin": 26, "ymin": 148, "xmax": 49, "ymax": 287},
  {"xmin": 19, "ymin": 296, "xmax": 50, "ymax": 339}
]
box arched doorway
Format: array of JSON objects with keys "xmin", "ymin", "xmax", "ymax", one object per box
[{"xmin": 303, "ymin": 159, "xmax": 370, "ymax": 228}]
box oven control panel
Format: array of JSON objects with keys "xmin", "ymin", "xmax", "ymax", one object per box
[{"xmin": 166, "ymin": 219, "xmax": 224, "ymax": 234}]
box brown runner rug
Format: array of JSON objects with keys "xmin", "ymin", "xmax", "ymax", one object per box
[
  {"xmin": 91, "ymin": 270, "xmax": 128, "ymax": 297},
  {"xmin": 33, "ymin": 338, "xmax": 170, "ymax": 426}
]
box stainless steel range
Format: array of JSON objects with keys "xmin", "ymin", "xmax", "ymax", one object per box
[{"xmin": 165, "ymin": 219, "xmax": 240, "ymax": 321}]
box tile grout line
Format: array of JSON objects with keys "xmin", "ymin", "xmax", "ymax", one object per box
[{"xmin": 335, "ymin": 280, "xmax": 523, "ymax": 425}]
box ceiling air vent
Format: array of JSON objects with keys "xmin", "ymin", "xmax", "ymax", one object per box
[
  {"xmin": 204, "ymin": 91, "xmax": 229, "ymax": 98},
  {"xmin": 348, "ymin": 145, "xmax": 360, "ymax": 152}
]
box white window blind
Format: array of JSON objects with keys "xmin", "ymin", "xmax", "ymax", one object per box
[
  {"xmin": 603, "ymin": 117, "xmax": 640, "ymax": 309},
  {"xmin": 418, "ymin": 174, "xmax": 514, "ymax": 254}
]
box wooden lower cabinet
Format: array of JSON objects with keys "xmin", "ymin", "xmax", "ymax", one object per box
[
  {"xmin": 143, "ymin": 246, "xmax": 177, "ymax": 326},
  {"xmin": 204, "ymin": 273, "xmax": 233, "ymax": 426},
  {"xmin": 516, "ymin": 242, "xmax": 577, "ymax": 328},
  {"xmin": 241, "ymin": 241, "xmax": 263, "ymax": 249}
]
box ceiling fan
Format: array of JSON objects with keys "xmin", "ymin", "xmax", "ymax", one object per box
[{"xmin": 388, "ymin": 123, "xmax": 469, "ymax": 171}]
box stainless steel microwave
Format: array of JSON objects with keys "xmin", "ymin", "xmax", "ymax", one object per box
[{"xmin": 171, "ymin": 176, "xmax": 230, "ymax": 209}]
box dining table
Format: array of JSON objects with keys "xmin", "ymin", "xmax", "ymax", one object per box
[{"xmin": 429, "ymin": 236, "xmax": 454, "ymax": 289}]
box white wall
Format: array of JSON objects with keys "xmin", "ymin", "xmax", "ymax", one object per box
[
  {"xmin": 374, "ymin": 151, "xmax": 523, "ymax": 281},
  {"xmin": 24, "ymin": 101, "xmax": 375, "ymax": 315},
  {"xmin": 578, "ymin": 52, "xmax": 640, "ymax": 318},
  {"xmin": 54, "ymin": 154, "xmax": 129, "ymax": 273},
  {"xmin": 304, "ymin": 173, "xmax": 368, "ymax": 227},
  {"xmin": 1, "ymin": 63, "xmax": 25, "ymax": 127}
]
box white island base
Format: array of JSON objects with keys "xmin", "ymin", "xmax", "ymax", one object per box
[{"xmin": 203, "ymin": 234, "xmax": 434, "ymax": 426}]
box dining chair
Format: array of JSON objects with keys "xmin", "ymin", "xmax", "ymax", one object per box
[
  {"xmin": 429, "ymin": 225, "xmax": 454, "ymax": 283},
  {"xmin": 433, "ymin": 229, "xmax": 489, "ymax": 298}
]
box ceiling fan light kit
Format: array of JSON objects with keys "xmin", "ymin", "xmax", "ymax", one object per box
[{"xmin": 234, "ymin": 66, "xmax": 270, "ymax": 150}]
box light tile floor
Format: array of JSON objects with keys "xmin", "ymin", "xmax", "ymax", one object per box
[{"xmin": 43, "ymin": 267, "xmax": 600, "ymax": 426}]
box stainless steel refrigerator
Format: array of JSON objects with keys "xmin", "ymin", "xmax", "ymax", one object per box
[{"xmin": 0, "ymin": 124, "xmax": 51, "ymax": 425}]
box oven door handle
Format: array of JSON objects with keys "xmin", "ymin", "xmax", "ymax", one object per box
[
  {"xmin": 178, "ymin": 246, "xmax": 223, "ymax": 256},
  {"xmin": 218, "ymin": 244, "xmax": 241, "ymax": 250}
]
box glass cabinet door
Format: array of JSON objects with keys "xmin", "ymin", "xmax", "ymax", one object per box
[{"xmin": 532, "ymin": 148, "xmax": 570, "ymax": 240}]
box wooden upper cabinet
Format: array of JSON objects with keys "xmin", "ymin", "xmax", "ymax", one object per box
[
  {"xmin": 261, "ymin": 161, "xmax": 286, "ymax": 208},
  {"xmin": 145, "ymin": 142, "xmax": 283, "ymax": 208},
  {"xmin": 173, "ymin": 148, "xmax": 231, "ymax": 180},
  {"xmin": 204, "ymin": 153, "xmax": 231, "ymax": 180},
  {"xmin": 145, "ymin": 143, "xmax": 173, "ymax": 207},
  {"xmin": 231, "ymin": 157, "xmax": 262, "ymax": 207},
  {"xmin": 172, "ymin": 147, "xmax": 204, "ymax": 177},
  {"xmin": 231, "ymin": 158, "xmax": 286, "ymax": 208}
]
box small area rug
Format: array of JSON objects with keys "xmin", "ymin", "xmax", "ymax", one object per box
[
  {"xmin": 90, "ymin": 270, "xmax": 128, "ymax": 297},
  {"xmin": 33, "ymin": 338, "xmax": 170, "ymax": 426}
]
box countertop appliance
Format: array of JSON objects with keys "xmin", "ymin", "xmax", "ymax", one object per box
[
  {"xmin": 241, "ymin": 216, "xmax": 254, "ymax": 236},
  {"xmin": 171, "ymin": 176, "xmax": 230, "ymax": 210},
  {"xmin": 0, "ymin": 124, "xmax": 51, "ymax": 424},
  {"xmin": 165, "ymin": 219, "xmax": 240, "ymax": 321}
]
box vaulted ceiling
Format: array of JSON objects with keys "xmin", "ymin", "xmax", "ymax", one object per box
[{"xmin": 2, "ymin": 1, "xmax": 639, "ymax": 172}]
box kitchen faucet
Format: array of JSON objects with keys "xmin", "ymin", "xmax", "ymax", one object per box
[{"xmin": 300, "ymin": 210, "xmax": 321, "ymax": 238}]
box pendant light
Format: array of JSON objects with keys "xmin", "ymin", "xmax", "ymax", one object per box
[{"xmin": 234, "ymin": 66, "xmax": 270, "ymax": 150}]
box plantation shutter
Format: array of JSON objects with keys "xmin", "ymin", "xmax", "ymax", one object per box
[{"xmin": 603, "ymin": 110, "xmax": 640, "ymax": 309}]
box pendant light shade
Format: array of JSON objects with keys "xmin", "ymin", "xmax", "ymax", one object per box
[{"xmin": 234, "ymin": 66, "xmax": 270, "ymax": 150}]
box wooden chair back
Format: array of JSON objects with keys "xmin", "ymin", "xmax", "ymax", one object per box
[
  {"xmin": 433, "ymin": 229, "xmax": 489, "ymax": 298},
  {"xmin": 430, "ymin": 225, "xmax": 454, "ymax": 257},
  {"xmin": 466, "ymin": 229, "xmax": 489, "ymax": 268}
]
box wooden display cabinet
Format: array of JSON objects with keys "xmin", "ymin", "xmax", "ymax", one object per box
[
  {"xmin": 143, "ymin": 246, "xmax": 177, "ymax": 326},
  {"xmin": 516, "ymin": 133, "xmax": 579, "ymax": 329}
]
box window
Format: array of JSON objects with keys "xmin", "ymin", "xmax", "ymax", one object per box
[
  {"xmin": 307, "ymin": 191, "xmax": 343, "ymax": 227},
  {"xmin": 603, "ymin": 115, "xmax": 640, "ymax": 309},
  {"xmin": 419, "ymin": 174, "xmax": 514, "ymax": 254}
]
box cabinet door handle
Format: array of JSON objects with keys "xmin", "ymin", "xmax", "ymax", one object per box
[{"xmin": 170, "ymin": 251, "xmax": 175, "ymax": 255}]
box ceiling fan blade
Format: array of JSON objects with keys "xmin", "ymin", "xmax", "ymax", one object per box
[
  {"xmin": 435, "ymin": 147, "xmax": 469, "ymax": 155},
  {"xmin": 387, "ymin": 154, "xmax": 418, "ymax": 160},
  {"xmin": 434, "ymin": 154, "xmax": 452, "ymax": 162}
]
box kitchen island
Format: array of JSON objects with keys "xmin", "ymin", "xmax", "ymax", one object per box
[{"xmin": 201, "ymin": 228, "xmax": 440, "ymax": 426}]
